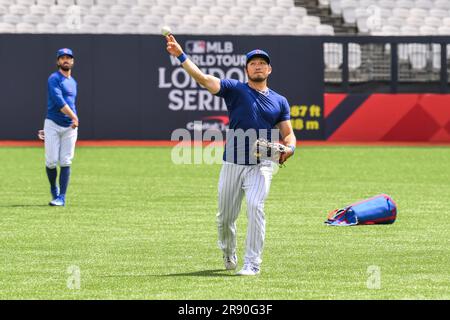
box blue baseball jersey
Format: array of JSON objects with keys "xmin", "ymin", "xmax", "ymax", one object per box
[
  {"xmin": 46, "ymin": 71, "xmax": 77, "ymax": 127},
  {"xmin": 215, "ymin": 79, "xmax": 291, "ymax": 165}
]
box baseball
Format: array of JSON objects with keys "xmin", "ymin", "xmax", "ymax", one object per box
[{"xmin": 161, "ymin": 26, "xmax": 172, "ymax": 36}]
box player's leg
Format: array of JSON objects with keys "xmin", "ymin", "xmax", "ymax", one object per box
[
  {"xmin": 217, "ymin": 162, "xmax": 244, "ymax": 269},
  {"xmin": 239, "ymin": 161, "xmax": 274, "ymax": 275},
  {"xmin": 57, "ymin": 126, "xmax": 78, "ymax": 205},
  {"xmin": 44, "ymin": 119, "xmax": 61, "ymax": 201}
]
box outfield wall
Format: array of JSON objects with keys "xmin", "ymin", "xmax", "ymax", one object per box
[
  {"xmin": 0, "ymin": 35, "xmax": 449, "ymax": 142},
  {"xmin": 0, "ymin": 34, "xmax": 324, "ymax": 141},
  {"xmin": 325, "ymin": 94, "xmax": 450, "ymax": 142}
]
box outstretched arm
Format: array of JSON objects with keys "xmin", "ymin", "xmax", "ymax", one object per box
[{"xmin": 165, "ymin": 34, "xmax": 221, "ymax": 94}]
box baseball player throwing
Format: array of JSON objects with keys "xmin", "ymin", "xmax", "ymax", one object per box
[
  {"xmin": 165, "ymin": 35, "xmax": 296, "ymax": 275},
  {"xmin": 43, "ymin": 48, "xmax": 79, "ymax": 207}
]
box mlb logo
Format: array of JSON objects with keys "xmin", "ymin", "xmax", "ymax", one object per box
[{"xmin": 185, "ymin": 41, "xmax": 206, "ymax": 54}]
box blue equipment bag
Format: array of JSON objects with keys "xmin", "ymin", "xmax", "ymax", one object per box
[{"xmin": 325, "ymin": 194, "xmax": 397, "ymax": 226}]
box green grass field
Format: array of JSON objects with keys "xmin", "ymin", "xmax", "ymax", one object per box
[{"xmin": 0, "ymin": 146, "xmax": 449, "ymax": 300}]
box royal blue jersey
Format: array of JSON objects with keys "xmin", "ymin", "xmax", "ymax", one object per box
[
  {"xmin": 215, "ymin": 79, "xmax": 291, "ymax": 165},
  {"xmin": 46, "ymin": 71, "xmax": 77, "ymax": 127}
]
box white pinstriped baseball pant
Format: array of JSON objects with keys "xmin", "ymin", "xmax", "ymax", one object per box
[
  {"xmin": 216, "ymin": 160, "xmax": 274, "ymax": 268},
  {"xmin": 44, "ymin": 119, "xmax": 78, "ymax": 168}
]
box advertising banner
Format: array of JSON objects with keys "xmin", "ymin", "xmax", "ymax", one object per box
[
  {"xmin": 0, "ymin": 35, "xmax": 324, "ymax": 140},
  {"xmin": 325, "ymin": 93, "xmax": 450, "ymax": 142},
  {"xmin": 144, "ymin": 35, "xmax": 325, "ymax": 141}
]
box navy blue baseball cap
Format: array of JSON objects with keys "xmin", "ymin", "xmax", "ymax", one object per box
[
  {"xmin": 246, "ymin": 49, "xmax": 270, "ymax": 65},
  {"xmin": 56, "ymin": 48, "xmax": 74, "ymax": 59}
]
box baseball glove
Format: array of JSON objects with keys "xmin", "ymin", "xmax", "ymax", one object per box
[
  {"xmin": 253, "ymin": 138, "xmax": 289, "ymax": 164},
  {"xmin": 38, "ymin": 130, "xmax": 45, "ymax": 141}
]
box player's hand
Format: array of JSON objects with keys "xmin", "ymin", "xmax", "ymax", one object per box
[
  {"xmin": 279, "ymin": 148, "xmax": 294, "ymax": 165},
  {"xmin": 166, "ymin": 34, "xmax": 183, "ymax": 57},
  {"xmin": 71, "ymin": 117, "xmax": 79, "ymax": 129}
]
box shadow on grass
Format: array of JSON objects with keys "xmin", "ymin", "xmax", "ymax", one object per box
[
  {"xmin": 161, "ymin": 269, "xmax": 236, "ymax": 277},
  {"xmin": 0, "ymin": 204, "xmax": 50, "ymax": 208},
  {"xmin": 99, "ymin": 269, "xmax": 236, "ymax": 279}
]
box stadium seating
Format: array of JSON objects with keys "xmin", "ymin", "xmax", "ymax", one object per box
[
  {"xmin": 1, "ymin": 0, "xmax": 447, "ymax": 75},
  {"xmin": 324, "ymin": 0, "xmax": 450, "ymax": 72},
  {"xmin": 327, "ymin": 0, "xmax": 450, "ymax": 36},
  {"xmin": 0, "ymin": 0, "xmax": 334, "ymax": 35}
]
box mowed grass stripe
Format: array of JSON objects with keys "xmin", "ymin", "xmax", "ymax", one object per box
[{"xmin": 0, "ymin": 146, "xmax": 448, "ymax": 299}]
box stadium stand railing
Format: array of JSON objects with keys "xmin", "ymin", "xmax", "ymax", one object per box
[
  {"xmin": 2, "ymin": 0, "xmax": 450, "ymax": 93},
  {"xmin": 322, "ymin": 36, "xmax": 450, "ymax": 94}
]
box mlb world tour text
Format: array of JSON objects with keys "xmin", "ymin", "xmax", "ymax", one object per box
[
  {"xmin": 158, "ymin": 39, "xmax": 322, "ymax": 135},
  {"xmin": 177, "ymin": 303, "xmax": 273, "ymax": 318},
  {"xmin": 158, "ymin": 41, "xmax": 247, "ymax": 112}
]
